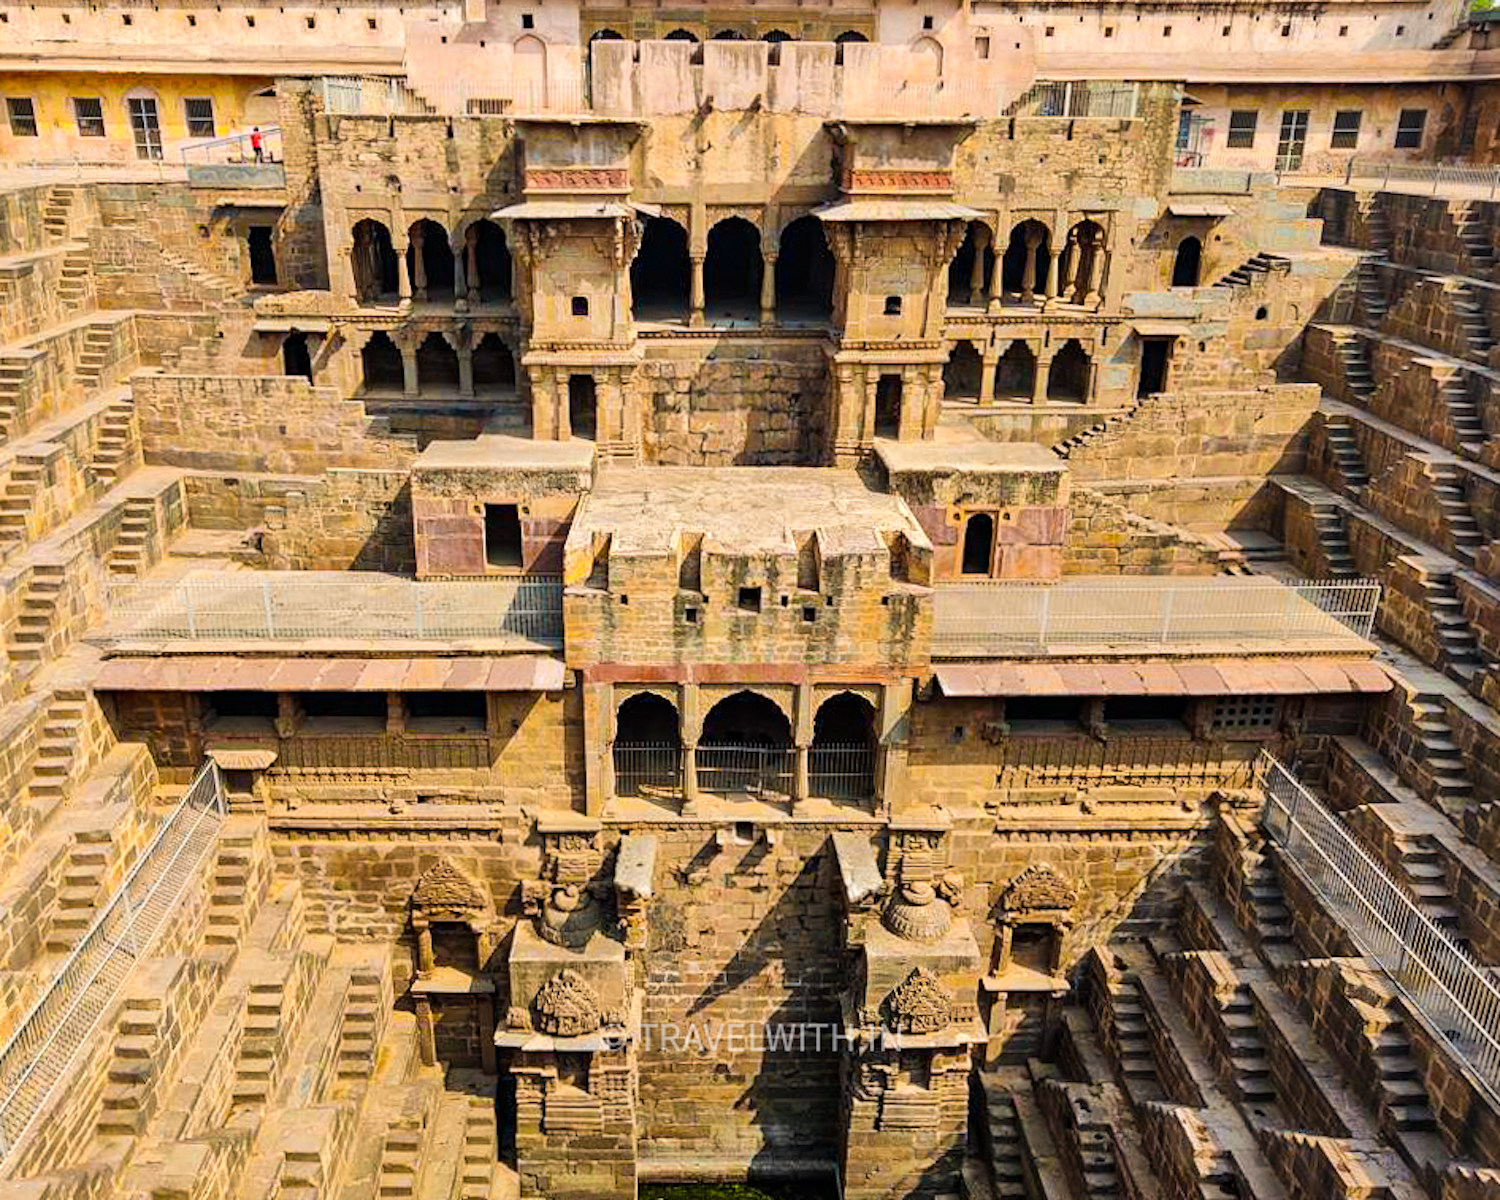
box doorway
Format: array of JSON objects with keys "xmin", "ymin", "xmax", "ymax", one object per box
[
  {"xmin": 247, "ymin": 226, "xmax": 277, "ymax": 286},
  {"xmin": 281, "ymin": 331, "xmax": 312, "ymax": 381},
  {"xmin": 1138, "ymin": 338, "xmax": 1171, "ymax": 397}
]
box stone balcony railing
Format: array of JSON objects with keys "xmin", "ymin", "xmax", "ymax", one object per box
[{"xmin": 930, "ymin": 576, "xmax": 1380, "ymax": 658}]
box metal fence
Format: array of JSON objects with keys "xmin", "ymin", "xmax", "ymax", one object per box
[
  {"xmin": 105, "ymin": 573, "xmax": 564, "ymax": 646},
  {"xmin": 0, "ymin": 761, "xmax": 226, "ymax": 1162},
  {"xmin": 179, "ymin": 126, "xmax": 282, "ymax": 165},
  {"xmin": 319, "ymin": 75, "xmax": 586, "ymax": 117},
  {"xmin": 1324, "ymin": 158, "xmax": 1500, "ymax": 199},
  {"xmin": 614, "ymin": 743, "xmax": 683, "ymax": 799},
  {"xmin": 697, "ymin": 745, "xmax": 796, "ymax": 798},
  {"xmin": 809, "ymin": 744, "xmax": 876, "ymax": 801},
  {"xmin": 931, "ymin": 578, "xmax": 1380, "ymax": 656},
  {"xmin": 1259, "ymin": 752, "xmax": 1500, "ymax": 1100},
  {"xmin": 1002, "ymin": 80, "xmax": 1139, "ymax": 120}
]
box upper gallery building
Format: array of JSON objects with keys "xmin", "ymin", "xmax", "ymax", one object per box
[{"xmin": 0, "ymin": 4, "xmax": 1497, "ymax": 1200}]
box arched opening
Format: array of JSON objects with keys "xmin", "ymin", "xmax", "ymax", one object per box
[
  {"xmin": 406, "ymin": 219, "xmax": 454, "ymax": 303},
  {"xmin": 994, "ymin": 341, "xmax": 1037, "ymax": 401},
  {"xmin": 352, "ymin": 219, "xmax": 397, "ymax": 303},
  {"xmin": 947, "ymin": 221, "xmax": 994, "ymax": 307},
  {"xmin": 699, "ymin": 691, "xmax": 794, "ymax": 797},
  {"xmin": 1047, "ymin": 339, "xmax": 1091, "ymax": 404},
  {"xmin": 1063, "ymin": 219, "xmax": 1105, "ymax": 304},
  {"xmin": 468, "ymin": 220, "xmax": 512, "ymax": 303},
  {"xmin": 416, "ymin": 332, "xmax": 460, "ymax": 395},
  {"xmin": 664, "ymin": 28, "xmax": 699, "ymax": 41},
  {"xmin": 1002, "ymin": 220, "xmax": 1050, "ymax": 301},
  {"xmin": 631, "ymin": 217, "xmax": 690, "ymax": 322},
  {"xmin": 711, "ymin": 28, "xmax": 746, "ymax": 40},
  {"xmin": 704, "ymin": 217, "xmax": 763, "ymax": 325},
  {"xmin": 281, "ymin": 331, "xmax": 312, "ymax": 381},
  {"xmin": 775, "ymin": 215, "xmax": 835, "ymax": 324},
  {"xmin": 875, "ymin": 374, "xmax": 903, "ymax": 437},
  {"xmin": 961, "ymin": 512, "xmax": 994, "ymax": 575},
  {"xmin": 590, "ymin": 28, "xmax": 624, "ymax": 41},
  {"xmin": 811, "ymin": 692, "xmax": 877, "ymax": 801},
  {"xmin": 472, "ymin": 333, "xmax": 515, "ymax": 395},
  {"xmin": 834, "ymin": 30, "xmax": 868, "ymax": 65},
  {"xmin": 912, "ymin": 36, "xmax": 943, "ymax": 80},
  {"xmin": 360, "ymin": 331, "xmax": 403, "ymax": 393},
  {"xmin": 568, "ymin": 374, "xmax": 596, "ymax": 439},
  {"xmin": 613, "ymin": 693, "xmax": 682, "ymax": 798},
  {"xmin": 943, "ymin": 342, "xmax": 983, "ymax": 402},
  {"xmin": 762, "ymin": 29, "xmax": 794, "ymax": 42},
  {"xmin": 514, "ymin": 34, "xmax": 548, "ymax": 107},
  {"xmin": 1172, "ymin": 236, "xmax": 1202, "ymax": 288}
]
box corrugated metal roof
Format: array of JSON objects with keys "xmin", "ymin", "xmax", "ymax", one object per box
[
  {"xmin": 932, "ymin": 658, "xmax": 1391, "ymax": 698},
  {"xmin": 94, "ymin": 655, "xmax": 566, "ymax": 693}
]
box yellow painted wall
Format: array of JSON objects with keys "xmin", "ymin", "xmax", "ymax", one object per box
[{"xmin": 0, "ymin": 72, "xmax": 274, "ymax": 162}]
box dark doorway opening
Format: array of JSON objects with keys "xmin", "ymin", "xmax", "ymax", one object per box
[
  {"xmin": 1046, "ymin": 339, "xmax": 1090, "ymax": 404},
  {"xmin": 631, "ymin": 217, "xmax": 690, "ymax": 322},
  {"xmin": 776, "ymin": 215, "xmax": 835, "ymax": 323},
  {"xmin": 352, "ymin": 219, "xmax": 398, "ymax": 302},
  {"xmin": 484, "ymin": 503, "xmax": 522, "ymax": 569},
  {"xmin": 875, "ymin": 374, "xmax": 902, "ymax": 437},
  {"xmin": 1139, "ymin": 338, "xmax": 1171, "ymax": 397},
  {"xmin": 407, "ymin": 219, "xmax": 454, "ymax": 301},
  {"xmin": 281, "ymin": 331, "xmax": 312, "ymax": 381},
  {"xmin": 704, "ymin": 217, "xmax": 763, "ymax": 324},
  {"xmin": 471, "ymin": 220, "xmax": 513, "ymax": 302},
  {"xmin": 568, "ymin": 374, "xmax": 597, "ymax": 439},
  {"xmin": 994, "ymin": 341, "xmax": 1036, "ymax": 400},
  {"xmin": 961, "ymin": 513, "xmax": 994, "ymax": 575},
  {"xmin": 472, "ymin": 333, "xmax": 515, "ymax": 394},
  {"xmin": 1002, "ymin": 221, "xmax": 1050, "ymax": 297},
  {"xmin": 1172, "ymin": 236, "xmax": 1202, "ymax": 287},
  {"xmin": 361, "ymin": 331, "xmax": 403, "ymax": 393},
  {"xmin": 947, "ymin": 221, "xmax": 994, "ymax": 306},
  {"xmin": 416, "ymin": 332, "xmax": 460, "ymax": 393},
  {"xmin": 247, "ymin": 225, "xmax": 277, "ymax": 285},
  {"xmin": 943, "ymin": 343, "xmax": 982, "ymax": 401}
]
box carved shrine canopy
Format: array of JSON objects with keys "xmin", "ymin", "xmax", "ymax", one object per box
[
  {"xmin": 1000, "ymin": 863, "xmax": 1079, "ymax": 921},
  {"xmin": 413, "ymin": 860, "xmax": 493, "ymax": 923}
]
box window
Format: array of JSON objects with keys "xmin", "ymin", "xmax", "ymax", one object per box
[
  {"xmin": 1226, "ymin": 110, "xmax": 1258, "ymax": 149},
  {"xmin": 1461, "ymin": 108, "xmax": 1480, "ymax": 154},
  {"xmin": 921, "ymin": 14, "xmax": 933, "ymax": 29},
  {"xmin": 1395, "ymin": 24, "xmax": 1405, "ymax": 35},
  {"xmin": 1005, "ymin": 696, "xmax": 1080, "ymax": 729},
  {"xmin": 1330, "ymin": 110, "xmax": 1362, "ymax": 150},
  {"xmin": 1103, "ymin": 25, "xmax": 1114, "ymax": 36},
  {"xmin": 186, "ymin": 13, "xmax": 195, "ymax": 25},
  {"xmin": 5, "ymin": 98, "xmax": 36, "ymax": 137},
  {"xmin": 571, "ymin": 295, "xmax": 588, "ymax": 316},
  {"xmin": 205, "ymin": 691, "xmax": 279, "ymax": 725},
  {"xmin": 484, "ymin": 504, "xmax": 522, "ymax": 569},
  {"xmin": 73, "ymin": 97, "xmax": 105, "ymax": 138},
  {"xmin": 1103, "ymin": 695, "xmax": 1187, "ymax": 730},
  {"xmin": 1209, "ymin": 695, "xmax": 1281, "ymax": 735},
  {"xmin": 1221, "ymin": 25, "xmax": 1230, "ymax": 35},
  {"xmin": 185, "ymin": 97, "xmax": 215, "ymax": 138},
  {"xmin": 121, "ymin": 13, "xmax": 132, "ymax": 24},
  {"xmin": 883, "ymin": 295, "xmax": 902, "ymax": 315},
  {"xmin": 1281, "ymin": 23, "xmax": 1290, "ymax": 36},
  {"xmin": 1339, "ymin": 24, "xmax": 1348, "ymax": 36},
  {"xmin": 298, "ymin": 692, "xmax": 387, "ymax": 734},
  {"xmin": 1395, "ymin": 108, "xmax": 1427, "ymax": 149},
  {"xmin": 246, "ymin": 14, "xmax": 255, "ymax": 26},
  {"xmin": 1163, "ymin": 24, "xmax": 1171, "ymax": 36},
  {"xmin": 1044, "ymin": 26, "xmax": 1053, "ymax": 36},
  {"xmin": 522, "ymin": 11, "xmax": 534, "ymax": 27},
  {"xmin": 367, "ymin": 16, "xmax": 377, "ymax": 28},
  {"xmin": 305, "ymin": 15, "xmax": 315, "ymax": 28},
  {"xmin": 737, "ymin": 586, "xmax": 762, "ymax": 613}
]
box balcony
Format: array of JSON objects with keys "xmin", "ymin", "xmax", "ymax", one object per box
[
  {"xmin": 931, "ymin": 577, "xmax": 1380, "ymax": 658},
  {"xmin": 612, "ymin": 743, "xmax": 876, "ymax": 806},
  {"xmin": 102, "ymin": 572, "xmax": 564, "ymax": 650}
]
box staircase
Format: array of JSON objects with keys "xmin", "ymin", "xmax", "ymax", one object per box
[
  {"xmin": 0, "ymin": 358, "xmax": 25, "ymax": 442},
  {"xmin": 7, "ymin": 562, "xmax": 67, "ymax": 667},
  {"xmin": 1245, "ymin": 855, "xmax": 1296, "ymax": 958},
  {"xmin": 1453, "ymin": 282, "xmax": 1495, "ymax": 362},
  {"xmin": 1335, "ymin": 334, "xmax": 1374, "ymax": 401},
  {"xmin": 376, "ymin": 1123, "xmax": 423, "ymax": 1200},
  {"xmin": 57, "ymin": 248, "xmax": 92, "ymax": 314},
  {"xmin": 1219, "ymin": 987, "xmax": 1276, "ymax": 1109},
  {"xmin": 0, "ymin": 454, "xmax": 44, "ymax": 548},
  {"xmin": 1390, "ymin": 835, "xmax": 1463, "ymax": 938},
  {"xmin": 108, "ymin": 497, "xmax": 155, "ymax": 577},
  {"xmin": 46, "ymin": 831, "xmax": 111, "ymax": 952},
  {"xmin": 1363, "ymin": 1000, "xmax": 1439, "ymax": 1134},
  {"xmin": 26, "ymin": 690, "xmax": 88, "ymax": 811},
  {"xmin": 1074, "ymin": 1123, "xmax": 1126, "ymax": 1200},
  {"xmin": 1419, "ymin": 571, "xmax": 1487, "ymax": 684},
  {"xmin": 460, "ymin": 1092, "xmax": 499, "ymax": 1200},
  {"xmin": 91, "ymin": 401, "xmax": 136, "ymax": 490},
  {"xmin": 1451, "ymin": 202, "xmax": 1497, "ymax": 273},
  {"xmin": 1106, "ymin": 979, "xmax": 1163, "ymax": 1101},
  {"xmin": 1309, "ymin": 502, "xmax": 1358, "ymax": 578},
  {"xmin": 1359, "ymin": 200, "xmax": 1393, "ymax": 255},
  {"xmin": 1437, "ymin": 372, "xmax": 1488, "ymax": 456},
  {"xmin": 98, "ymin": 998, "xmax": 164, "ymax": 1137},
  {"xmin": 1213, "ymin": 251, "xmax": 1281, "ymax": 292},
  {"xmin": 1322, "ymin": 416, "xmax": 1369, "ymax": 491},
  {"xmin": 1410, "ymin": 692, "xmax": 1477, "ymax": 810},
  {"xmin": 1051, "ymin": 400, "xmax": 1141, "ymax": 459},
  {"xmin": 1427, "ymin": 463, "xmax": 1484, "ymax": 564},
  {"xmin": 1355, "ymin": 258, "xmax": 1389, "ymax": 325},
  {"xmin": 75, "ymin": 324, "xmax": 114, "ymax": 392},
  {"xmin": 336, "ymin": 970, "xmax": 383, "ymax": 1081},
  {"xmin": 42, "ymin": 186, "xmax": 77, "ymax": 243}
]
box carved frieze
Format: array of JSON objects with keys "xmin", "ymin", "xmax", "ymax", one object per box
[
  {"xmin": 1000, "ymin": 862, "xmax": 1080, "ymax": 917},
  {"xmin": 883, "ymin": 967, "xmax": 953, "ymax": 1034},
  {"xmin": 411, "ymin": 858, "xmax": 491, "ymax": 919},
  {"xmin": 533, "ymin": 968, "xmax": 603, "ymax": 1036},
  {"xmin": 526, "ymin": 168, "xmax": 629, "ymax": 191}
]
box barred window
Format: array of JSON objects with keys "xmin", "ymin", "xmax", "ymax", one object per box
[
  {"xmin": 1226, "ymin": 110, "xmax": 1258, "ymax": 149},
  {"xmin": 184, "ymin": 97, "xmax": 215, "ymax": 139},
  {"xmin": 1209, "ymin": 695, "xmax": 1281, "ymax": 734},
  {"xmin": 6, "ymin": 98, "xmax": 37, "ymax": 138},
  {"xmin": 1395, "ymin": 109, "xmax": 1427, "ymax": 150},
  {"xmin": 73, "ymin": 97, "xmax": 105, "ymax": 138},
  {"xmin": 1330, "ymin": 110, "xmax": 1362, "ymax": 151}
]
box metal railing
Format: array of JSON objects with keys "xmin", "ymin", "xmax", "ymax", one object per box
[
  {"xmin": 931, "ymin": 578, "xmax": 1380, "ymax": 656},
  {"xmin": 697, "ymin": 745, "xmax": 795, "ymax": 798},
  {"xmin": 104, "ymin": 572, "xmax": 564, "ymax": 646},
  {"xmin": 179, "ymin": 126, "xmax": 282, "ymax": 165},
  {"xmin": 614, "ymin": 743, "xmax": 683, "ymax": 799},
  {"xmin": 1309, "ymin": 158, "xmax": 1500, "ymax": 199},
  {"xmin": 809, "ymin": 744, "xmax": 876, "ymax": 801},
  {"xmin": 1258, "ymin": 752, "xmax": 1500, "ymax": 1101},
  {"xmin": 1002, "ymin": 80, "xmax": 1139, "ymax": 120},
  {"xmin": 0, "ymin": 761, "xmax": 226, "ymax": 1163}
]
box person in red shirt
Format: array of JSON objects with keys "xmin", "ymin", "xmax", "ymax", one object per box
[{"xmin": 250, "ymin": 127, "xmax": 264, "ymax": 163}]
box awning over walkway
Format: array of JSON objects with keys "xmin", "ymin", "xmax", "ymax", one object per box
[
  {"xmin": 1166, "ymin": 202, "xmax": 1235, "ymax": 218},
  {"xmin": 932, "ymin": 658, "xmax": 1391, "ymax": 698},
  {"xmin": 93, "ymin": 654, "xmax": 566, "ymax": 693},
  {"xmin": 812, "ymin": 199, "xmax": 982, "ymax": 222}
]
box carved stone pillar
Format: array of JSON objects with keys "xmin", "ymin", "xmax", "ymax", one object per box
[
  {"xmin": 1033, "ymin": 353, "xmax": 1052, "ymax": 405},
  {"xmin": 401, "ymin": 344, "xmax": 418, "ymax": 399},
  {"xmin": 1082, "ymin": 231, "xmax": 1104, "ymax": 307},
  {"xmin": 760, "ymin": 252, "xmax": 777, "ymax": 326},
  {"xmin": 417, "ymin": 923, "xmax": 435, "ymax": 976},
  {"xmin": 986, "ymin": 243, "xmax": 1003, "ymax": 314},
  {"xmin": 1021, "ymin": 227, "xmax": 1043, "ymax": 304},
  {"xmin": 979, "ymin": 348, "xmax": 998, "ymax": 403},
  {"xmin": 453, "ymin": 248, "xmax": 468, "ymax": 313},
  {"xmin": 415, "ymin": 996, "xmax": 436, "ymax": 1066},
  {"xmin": 466, "ymin": 225, "xmax": 481, "ymax": 303},
  {"xmin": 1043, "ymin": 247, "xmax": 1061, "ymax": 309},
  {"xmin": 410, "ymin": 227, "xmax": 428, "ymax": 301},
  {"xmin": 1060, "ymin": 231, "xmax": 1078, "ymax": 298},
  {"xmin": 689, "ymin": 254, "xmax": 706, "ymax": 327},
  {"xmin": 395, "ymin": 243, "xmax": 412, "ymax": 312},
  {"xmin": 458, "ymin": 342, "xmax": 475, "ymax": 398},
  {"xmin": 967, "ymin": 227, "xmax": 989, "ymax": 306}
]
